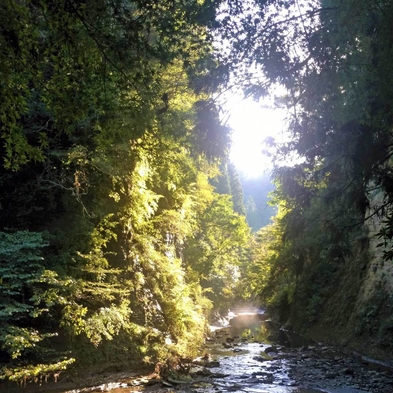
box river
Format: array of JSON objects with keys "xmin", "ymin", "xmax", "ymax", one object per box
[{"xmin": 12, "ymin": 309, "xmax": 393, "ymax": 393}]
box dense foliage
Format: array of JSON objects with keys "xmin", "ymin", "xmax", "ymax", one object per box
[
  {"xmin": 4, "ymin": 0, "xmax": 393, "ymax": 384},
  {"xmin": 225, "ymin": 0, "xmax": 393, "ymax": 343},
  {"xmin": 0, "ymin": 0, "xmax": 252, "ymax": 385},
  {"xmin": 241, "ymin": 173, "xmax": 276, "ymax": 231}
]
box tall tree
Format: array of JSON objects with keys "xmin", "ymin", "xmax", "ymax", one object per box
[
  {"xmin": 241, "ymin": 173, "xmax": 276, "ymax": 231},
  {"xmin": 0, "ymin": 0, "xmax": 244, "ymax": 384},
  {"xmin": 228, "ymin": 163, "xmax": 246, "ymax": 215},
  {"xmin": 222, "ymin": 0, "xmax": 393, "ymax": 341}
]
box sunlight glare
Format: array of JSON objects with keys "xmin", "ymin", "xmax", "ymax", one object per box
[{"xmin": 227, "ymin": 97, "xmax": 287, "ymax": 178}]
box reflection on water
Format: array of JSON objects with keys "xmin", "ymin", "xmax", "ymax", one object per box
[
  {"xmin": 206, "ymin": 313, "xmax": 376, "ymax": 393},
  {"xmin": 202, "ymin": 313, "xmax": 325, "ymax": 393},
  {"xmin": 224, "ymin": 313, "xmax": 311, "ymax": 348},
  {"xmin": 40, "ymin": 311, "xmax": 381, "ymax": 393}
]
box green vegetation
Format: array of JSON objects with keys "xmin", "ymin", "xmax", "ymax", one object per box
[
  {"xmin": 0, "ymin": 0, "xmax": 251, "ymax": 385},
  {"xmin": 3, "ymin": 0, "xmax": 393, "ymax": 385},
  {"xmin": 241, "ymin": 173, "xmax": 276, "ymax": 231},
  {"xmin": 224, "ymin": 0, "xmax": 393, "ymax": 350}
]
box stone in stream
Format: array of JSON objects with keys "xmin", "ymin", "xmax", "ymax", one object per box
[
  {"xmin": 344, "ymin": 367, "xmax": 355, "ymax": 375},
  {"xmin": 193, "ymin": 369, "xmax": 212, "ymax": 377},
  {"xmin": 205, "ymin": 360, "xmax": 220, "ymax": 368},
  {"xmin": 261, "ymin": 375, "xmax": 274, "ymax": 384},
  {"xmin": 245, "ymin": 377, "xmax": 261, "ymax": 384},
  {"xmin": 252, "ymin": 371, "xmax": 274, "ymax": 378},
  {"xmin": 252, "ymin": 355, "xmax": 268, "ymax": 362},
  {"xmin": 238, "ymin": 374, "xmax": 249, "ymax": 379},
  {"xmin": 264, "ymin": 346, "xmax": 278, "ymax": 355}
]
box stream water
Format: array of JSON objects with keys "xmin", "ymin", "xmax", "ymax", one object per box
[
  {"xmin": 16, "ymin": 309, "xmax": 393, "ymax": 393},
  {"xmin": 197, "ymin": 310, "xmax": 393, "ymax": 393}
]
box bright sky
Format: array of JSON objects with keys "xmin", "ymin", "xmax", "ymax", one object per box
[{"xmin": 226, "ymin": 96, "xmax": 287, "ymax": 178}]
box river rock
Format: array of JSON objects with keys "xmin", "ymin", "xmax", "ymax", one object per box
[
  {"xmin": 193, "ymin": 368, "xmax": 212, "ymax": 376},
  {"xmin": 252, "ymin": 371, "xmax": 273, "ymax": 377},
  {"xmin": 344, "ymin": 367, "xmax": 355, "ymax": 375},
  {"xmin": 264, "ymin": 346, "xmax": 278, "ymax": 354},
  {"xmin": 252, "ymin": 355, "xmax": 268, "ymax": 362},
  {"xmin": 261, "ymin": 375, "xmax": 274, "ymax": 384},
  {"xmin": 205, "ymin": 361, "xmax": 220, "ymax": 368},
  {"xmin": 245, "ymin": 377, "xmax": 261, "ymax": 384}
]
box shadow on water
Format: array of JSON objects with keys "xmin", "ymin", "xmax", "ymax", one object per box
[
  {"xmin": 225, "ymin": 313, "xmax": 311, "ymax": 348},
  {"xmin": 209, "ymin": 313, "xmax": 375, "ymax": 393},
  {"xmin": 15, "ymin": 312, "xmax": 386, "ymax": 393}
]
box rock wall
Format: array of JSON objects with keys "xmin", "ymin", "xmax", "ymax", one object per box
[
  {"xmin": 357, "ymin": 214, "xmax": 393, "ymax": 301},
  {"xmin": 349, "ymin": 211, "xmax": 393, "ymax": 347},
  {"xmin": 303, "ymin": 202, "xmax": 393, "ymax": 361}
]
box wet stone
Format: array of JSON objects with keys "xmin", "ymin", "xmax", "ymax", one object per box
[
  {"xmin": 261, "ymin": 376, "xmax": 274, "ymax": 384},
  {"xmin": 70, "ymin": 312, "xmax": 393, "ymax": 393},
  {"xmin": 252, "ymin": 355, "xmax": 268, "ymax": 362},
  {"xmin": 238, "ymin": 374, "xmax": 250, "ymax": 379},
  {"xmin": 205, "ymin": 361, "xmax": 220, "ymax": 368},
  {"xmin": 344, "ymin": 367, "xmax": 355, "ymax": 375},
  {"xmin": 245, "ymin": 377, "xmax": 261, "ymax": 384},
  {"xmin": 252, "ymin": 371, "xmax": 273, "ymax": 377}
]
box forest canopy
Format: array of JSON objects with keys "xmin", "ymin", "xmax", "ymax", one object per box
[
  {"xmin": 224, "ymin": 0, "xmax": 393, "ymax": 346},
  {"xmin": 2, "ymin": 0, "xmax": 393, "ymax": 385},
  {"xmin": 0, "ymin": 0, "xmax": 252, "ymax": 383}
]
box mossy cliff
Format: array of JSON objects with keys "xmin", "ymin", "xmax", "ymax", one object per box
[{"xmin": 279, "ymin": 205, "xmax": 393, "ymax": 361}]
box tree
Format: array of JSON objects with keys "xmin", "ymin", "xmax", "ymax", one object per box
[
  {"xmin": 0, "ymin": 0, "xmax": 245, "ymax": 384},
  {"xmin": 0, "ymin": 231, "xmax": 75, "ymax": 383},
  {"xmin": 183, "ymin": 193, "xmax": 250, "ymax": 310},
  {"xmin": 223, "ymin": 0, "xmax": 393, "ymax": 334},
  {"xmin": 228, "ymin": 163, "xmax": 246, "ymax": 215},
  {"xmin": 241, "ymin": 173, "xmax": 277, "ymax": 231}
]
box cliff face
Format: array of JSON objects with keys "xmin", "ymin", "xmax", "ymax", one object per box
[
  {"xmin": 349, "ymin": 213, "xmax": 393, "ymax": 351},
  {"xmin": 285, "ymin": 203, "xmax": 393, "ymax": 361}
]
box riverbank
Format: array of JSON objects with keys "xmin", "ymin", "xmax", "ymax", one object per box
[
  {"xmin": 2, "ymin": 310, "xmax": 393, "ymax": 393},
  {"xmin": 303, "ymin": 322, "xmax": 393, "ymax": 368},
  {"xmin": 0, "ymin": 363, "xmax": 156, "ymax": 393}
]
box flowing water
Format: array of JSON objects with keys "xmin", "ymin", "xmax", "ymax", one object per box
[
  {"xmin": 16, "ymin": 309, "xmax": 393, "ymax": 393},
  {"xmin": 199, "ymin": 311, "xmax": 371, "ymax": 393}
]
